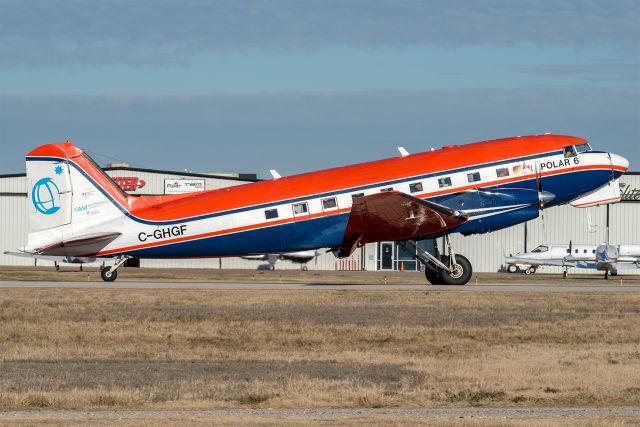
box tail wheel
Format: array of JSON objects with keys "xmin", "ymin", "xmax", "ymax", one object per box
[
  {"xmin": 439, "ymin": 255, "xmax": 472, "ymax": 285},
  {"xmin": 424, "ymin": 267, "xmax": 443, "ymax": 285},
  {"xmin": 507, "ymin": 264, "xmax": 518, "ymax": 273},
  {"xmin": 100, "ymin": 266, "xmax": 118, "ymax": 282}
]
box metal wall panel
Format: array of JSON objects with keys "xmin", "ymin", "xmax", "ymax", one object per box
[
  {"xmin": 0, "ymin": 194, "xmax": 31, "ymax": 266},
  {"xmin": 0, "ymin": 176, "xmax": 27, "ymax": 193}
]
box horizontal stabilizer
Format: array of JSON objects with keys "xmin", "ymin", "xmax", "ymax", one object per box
[
  {"xmin": 29, "ymin": 232, "xmax": 121, "ymax": 256},
  {"xmin": 4, "ymin": 251, "xmax": 98, "ymax": 264}
]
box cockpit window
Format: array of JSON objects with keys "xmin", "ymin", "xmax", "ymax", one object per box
[
  {"xmin": 531, "ymin": 245, "xmax": 548, "ymax": 253},
  {"xmin": 563, "ymin": 146, "xmax": 577, "ymax": 158},
  {"xmin": 575, "ymin": 143, "xmax": 591, "ymax": 153}
]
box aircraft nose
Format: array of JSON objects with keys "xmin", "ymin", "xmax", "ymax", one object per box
[{"xmin": 610, "ymin": 153, "xmax": 629, "ymax": 172}]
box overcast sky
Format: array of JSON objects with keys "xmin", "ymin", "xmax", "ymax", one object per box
[{"xmin": 1, "ymin": 0, "xmax": 638, "ymax": 176}]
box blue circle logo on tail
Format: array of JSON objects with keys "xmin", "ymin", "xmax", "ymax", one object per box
[{"xmin": 32, "ymin": 178, "xmax": 61, "ymax": 215}]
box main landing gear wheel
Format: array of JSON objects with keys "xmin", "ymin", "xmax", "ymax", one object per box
[
  {"xmin": 424, "ymin": 267, "xmax": 443, "ymax": 285},
  {"xmin": 438, "ymin": 255, "xmax": 473, "ymax": 286},
  {"xmin": 524, "ymin": 267, "xmax": 536, "ymax": 275},
  {"xmin": 100, "ymin": 266, "xmax": 118, "ymax": 282},
  {"xmin": 507, "ymin": 264, "xmax": 518, "ymax": 273},
  {"xmin": 405, "ymin": 237, "xmax": 473, "ymax": 286}
]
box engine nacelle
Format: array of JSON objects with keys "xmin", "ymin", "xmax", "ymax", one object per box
[{"xmin": 437, "ymin": 188, "xmax": 541, "ymax": 235}]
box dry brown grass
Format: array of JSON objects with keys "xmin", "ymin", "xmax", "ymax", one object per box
[
  {"xmin": 2, "ymin": 416, "xmax": 638, "ymax": 427},
  {"xmin": 0, "ymin": 289, "xmax": 639, "ymax": 410}
]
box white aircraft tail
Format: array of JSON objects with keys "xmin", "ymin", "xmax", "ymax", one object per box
[{"xmin": 25, "ymin": 141, "xmax": 126, "ymax": 254}]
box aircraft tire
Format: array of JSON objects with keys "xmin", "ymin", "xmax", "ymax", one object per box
[
  {"xmin": 611, "ymin": 271, "xmax": 618, "ymax": 277},
  {"xmin": 439, "ymin": 255, "xmax": 472, "ymax": 286},
  {"xmin": 507, "ymin": 264, "xmax": 518, "ymax": 273},
  {"xmin": 424, "ymin": 267, "xmax": 443, "ymax": 285},
  {"xmin": 100, "ymin": 266, "xmax": 118, "ymax": 282}
]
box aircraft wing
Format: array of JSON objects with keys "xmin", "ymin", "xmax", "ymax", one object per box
[
  {"xmin": 336, "ymin": 191, "xmax": 467, "ymax": 257},
  {"xmin": 505, "ymin": 257, "xmax": 575, "ymax": 267}
]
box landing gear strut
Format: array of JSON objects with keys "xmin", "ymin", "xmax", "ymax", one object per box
[
  {"xmin": 100, "ymin": 256, "xmax": 130, "ymax": 282},
  {"xmin": 403, "ymin": 236, "xmax": 473, "ymax": 285}
]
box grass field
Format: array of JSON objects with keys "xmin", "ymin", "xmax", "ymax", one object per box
[{"xmin": 1, "ymin": 288, "xmax": 639, "ymax": 412}]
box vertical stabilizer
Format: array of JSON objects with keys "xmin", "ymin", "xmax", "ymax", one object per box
[
  {"xmin": 25, "ymin": 141, "xmax": 128, "ymax": 254},
  {"xmin": 27, "ymin": 143, "xmax": 74, "ymax": 232}
]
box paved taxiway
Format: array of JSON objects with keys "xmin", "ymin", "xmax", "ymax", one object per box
[
  {"xmin": 2, "ymin": 406, "xmax": 639, "ymax": 422},
  {"xmin": 1, "ymin": 280, "xmax": 639, "ymax": 292}
]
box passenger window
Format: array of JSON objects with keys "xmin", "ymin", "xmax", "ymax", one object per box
[
  {"xmin": 438, "ymin": 177, "xmax": 451, "ymax": 188},
  {"xmin": 292, "ymin": 202, "xmax": 308, "ymax": 215},
  {"xmin": 575, "ymin": 249, "xmax": 578, "ymax": 253},
  {"xmin": 496, "ymin": 167, "xmax": 509, "ymax": 178},
  {"xmin": 584, "ymin": 249, "xmax": 587, "ymax": 254},
  {"xmin": 264, "ymin": 208, "xmax": 278, "ymax": 220},
  {"xmin": 322, "ymin": 197, "xmax": 337, "ymax": 210},
  {"xmin": 592, "ymin": 249, "xmax": 595, "ymax": 254},
  {"xmin": 563, "ymin": 146, "xmax": 577, "ymax": 158},
  {"xmin": 351, "ymin": 193, "xmax": 364, "ymax": 201},
  {"xmin": 380, "ymin": 187, "xmax": 393, "ymax": 192},
  {"xmin": 467, "ymin": 172, "xmax": 481, "ymax": 183},
  {"xmin": 409, "ymin": 182, "xmax": 423, "ymax": 193}
]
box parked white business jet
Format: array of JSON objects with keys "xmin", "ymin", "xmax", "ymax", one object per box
[{"xmin": 505, "ymin": 243, "xmax": 640, "ymax": 277}]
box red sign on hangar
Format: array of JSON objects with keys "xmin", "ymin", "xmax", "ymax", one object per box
[{"xmin": 113, "ymin": 177, "xmax": 146, "ymax": 191}]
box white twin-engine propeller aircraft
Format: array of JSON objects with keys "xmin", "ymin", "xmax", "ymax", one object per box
[
  {"xmin": 505, "ymin": 243, "xmax": 640, "ymax": 278},
  {"xmin": 15, "ymin": 134, "xmax": 628, "ymax": 284},
  {"xmin": 241, "ymin": 250, "xmax": 321, "ymax": 271}
]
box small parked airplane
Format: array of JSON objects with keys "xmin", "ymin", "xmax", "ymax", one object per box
[
  {"xmin": 505, "ymin": 243, "xmax": 640, "ymax": 278},
  {"xmin": 241, "ymin": 250, "xmax": 320, "ymax": 270},
  {"xmin": 3, "ymin": 251, "xmax": 97, "ymax": 271},
  {"xmin": 15, "ymin": 134, "xmax": 627, "ymax": 284}
]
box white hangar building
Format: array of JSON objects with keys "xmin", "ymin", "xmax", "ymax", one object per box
[{"xmin": 1, "ymin": 165, "xmax": 638, "ymax": 274}]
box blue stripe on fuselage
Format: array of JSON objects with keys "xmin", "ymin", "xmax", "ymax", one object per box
[{"xmin": 123, "ymin": 213, "xmax": 350, "ymax": 257}]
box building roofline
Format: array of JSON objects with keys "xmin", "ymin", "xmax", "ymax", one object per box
[
  {"xmin": 0, "ymin": 167, "xmax": 261, "ymax": 182},
  {"xmin": 102, "ymin": 166, "xmax": 260, "ymax": 182}
]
